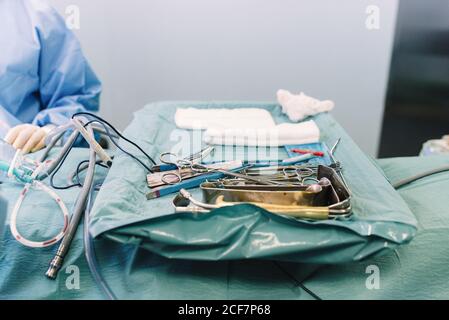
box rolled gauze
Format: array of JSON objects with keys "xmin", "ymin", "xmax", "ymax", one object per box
[{"xmin": 203, "ymin": 120, "xmax": 320, "ymax": 147}]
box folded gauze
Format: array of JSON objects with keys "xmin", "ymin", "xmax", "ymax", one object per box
[
  {"xmin": 277, "ymin": 89, "xmax": 335, "ymax": 122},
  {"xmin": 203, "ymin": 120, "xmax": 320, "ymax": 147},
  {"xmin": 175, "ymin": 108, "xmax": 276, "ymax": 130}
]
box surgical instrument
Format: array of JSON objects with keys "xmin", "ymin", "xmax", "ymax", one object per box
[
  {"xmin": 147, "ymin": 170, "xmax": 229, "ymax": 200},
  {"xmin": 173, "ymin": 164, "xmax": 352, "ymax": 220},
  {"xmin": 157, "ymin": 150, "xmax": 216, "ymax": 184},
  {"xmin": 148, "ymin": 160, "xmax": 242, "ymax": 188},
  {"xmin": 281, "ymin": 153, "xmax": 315, "ymax": 165},
  {"xmin": 331, "ymin": 138, "xmax": 341, "ymax": 155},
  {"xmin": 327, "ymin": 138, "xmax": 341, "ymax": 167},
  {"xmin": 291, "ymin": 148, "xmax": 324, "ymax": 157},
  {"xmin": 156, "ymin": 153, "xmax": 282, "ymax": 186},
  {"xmin": 282, "ymin": 167, "xmax": 319, "ymax": 185},
  {"xmin": 152, "ymin": 153, "xmax": 330, "ymax": 198},
  {"xmin": 147, "ymin": 161, "xmax": 249, "ymax": 199},
  {"xmin": 46, "ymin": 125, "xmax": 97, "ymax": 279},
  {"xmin": 152, "ymin": 146, "xmax": 215, "ymax": 172},
  {"xmin": 190, "ymin": 155, "xmax": 319, "ymax": 186},
  {"xmin": 237, "ymin": 166, "xmax": 318, "ymax": 186},
  {"xmin": 326, "ymin": 137, "xmax": 350, "ymax": 192}
]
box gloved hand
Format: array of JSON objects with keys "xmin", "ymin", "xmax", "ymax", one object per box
[{"xmin": 5, "ymin": 124, "xmax": 53, "ymax": 154}]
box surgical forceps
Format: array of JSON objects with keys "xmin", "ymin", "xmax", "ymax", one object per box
[{"xmin": 158, "ymin": 149, "xmax": 214, "ymax": 185}]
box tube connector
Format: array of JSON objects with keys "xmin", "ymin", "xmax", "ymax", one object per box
[
  {"xmin": 72, "ymin": 118, "xmax": 113, "ymax": 167},
  {"xmin": 45, "ymin": 254, "xmax": 64, "ymax": 280}
]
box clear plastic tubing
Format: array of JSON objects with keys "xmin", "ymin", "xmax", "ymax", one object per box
[
  {"xmin": 1, "ymin": 138, "xmax": 19, "ymax": 181},
  {"xmin": 0, "ymin": 139, "xmax": 34, "ymax": 183}
]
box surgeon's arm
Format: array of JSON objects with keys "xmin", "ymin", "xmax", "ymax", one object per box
[
  {"xmin": 34, "ymin": 2, "xmax": 101, "ymax": 127},
  {"xmin": 6, "ymin": 2, "xmax": 101, "ymax": 153}
]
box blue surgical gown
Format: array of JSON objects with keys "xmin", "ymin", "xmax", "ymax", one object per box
[{"xmin": 0, "ymin": 0, "xmax": 101, "ymax": 138}]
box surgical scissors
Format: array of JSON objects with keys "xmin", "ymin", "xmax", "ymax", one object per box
[
  {"xmin": 159, "ymin": 154, "xmax": 205, "ymax": 185},
  {"xmin": 155, "ymin": 146, "xmax": 213, "ymax": 170},
  {"xmin": 157, "ymin": 146, "xmax": 215, "ymax": 185},
  {"xmin": 282, "ymin": 167, "xmax": 318, "ymax": 185}
]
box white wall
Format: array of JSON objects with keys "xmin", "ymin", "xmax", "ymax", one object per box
[{"xmin": 48, "ymin": 0, "xmax": 398, "ymax": 156}]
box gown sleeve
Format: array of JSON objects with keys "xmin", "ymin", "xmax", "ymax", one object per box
[{"xmin": 30, "ymin": 0, "xmax": 101, "ymax": 127}]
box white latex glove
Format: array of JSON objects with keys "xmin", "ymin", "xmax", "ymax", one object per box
[
  {"xmin": 277, "ymin": 89, "xmax": 335, "ymax": 122},
  {"xmin": 5, "ymin": 124, "xmax": 53, "ymax": 154}
]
